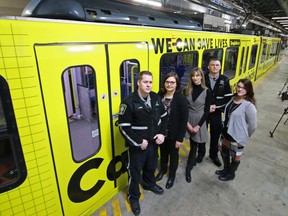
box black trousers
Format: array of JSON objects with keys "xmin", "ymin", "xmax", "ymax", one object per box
[
  {"xmin": 207, "ymin": 111, "xmax": 223, "ymax": 158},
  {"xmin": 158, "ymin": 138, "xmax": 179, "ymax": 177},
  {"xmin": 127, "ymin": 142, "xmax": 158, "ymax": 202}
]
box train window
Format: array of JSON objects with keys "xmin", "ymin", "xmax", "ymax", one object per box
[
  {"xmin": 120, "ymin": 60, "xmax": 139, "ymax": 99},
  {"xmin": 0, "ymin": 76, "xmax": 26, "ymax": 193},
  {"xmin": 261, "ymin": 43, "xmax": 267, "ymax": 63},
  {"xmin": 267, "ymin": 44, "xmax": 272, "ymax": 59},
  {"xmin": 202, "ymin": 49, "xmax": 223, "ymax": 73},
  {"xmin": 160, "ymin": 51, "xmax": 198, "ymax": 90},
  {"xmin": 249, "ymin": 45, "xmax": 258, "ymax": 69},
  {"xmin": 239, "ymin": 47, "xmax": 245, "ymax": 76},
  {"xmin": 271, "ymin": 43, "xmax": 277, "ymax": 57},
  {"xmin": 223, "ymin": 47, "xmax": 238, "ymax": 79},
  {"xmin": 245, "ymin": 47, "xmax": 249, "ymax": 72},
  {"xmin": 62, "ymin": 66, "xmax": 100, "ymax": 162}
]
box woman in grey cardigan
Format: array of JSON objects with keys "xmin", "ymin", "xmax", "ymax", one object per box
[{"xmin": 216, "ymin": 78, "xmax": 257, "ymax": 181}]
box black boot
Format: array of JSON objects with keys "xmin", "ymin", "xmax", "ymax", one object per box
[
  {"xmin": 155, "ymin": 170, "xmax": 166, "ymax": 181},
  {"xmin": 219, "ymin": 161, "xmax": 240, "ymax": 181},
  {"xmin": 215, "ymin": 155, "xmax": 230, "ymax": 176},
  {"xmin": 185, "ymin": 168, "xmax": 191, "ymax": 183}
]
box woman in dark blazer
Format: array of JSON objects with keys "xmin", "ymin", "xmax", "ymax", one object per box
[{"xmin": 155, "ymin": 72, "xmax": 188, "ymax": 189}]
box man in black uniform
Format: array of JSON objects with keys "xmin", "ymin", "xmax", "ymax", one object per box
[
  {"xmin": 118, "ymin": 71, "xmax": 167, "ymax": 216},
  {"xmin": 205, "ymin": 59, "xmax": 232, "ymax": 167}
]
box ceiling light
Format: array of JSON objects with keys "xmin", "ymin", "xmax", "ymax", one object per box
[
  {"xmin": 133, "ymin": 0, "xmax": 162, "ymax": 7},
  {"xmin": 272, "ymin": 17, "xmax": 288, "ymax": 19}
]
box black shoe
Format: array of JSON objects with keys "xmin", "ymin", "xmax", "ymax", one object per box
[
  {"xmin": 165, "ymin": 177, "xmax": 175, "ymax": 189},
  {"xmin": 142, "ymin": 184, "xmax": 164, "ymax": 195},
  {"xmin": 129, "ymin": 200, "xmax": 141, "ymax": 216},
  {"xmin": 155, "ymin": 170, "xmax": 166, "ymax": 181},
  {"xmin": 209, "ymin": 156, "xmax": 221, "ymax": 167},
  {"xmin": 185, "ymin": 171, "xmax": 191, "ymax": 183},
  {"xmin": 218, "ymin": 173, "xmax": 235, "ymax": 181},
  {"xmin": 196, "ymin": 156, "xmax": 203, "ymax": 163},
  {"xmin": 215, "ymin": 169, "xmax": 227, "ymax": 176}
]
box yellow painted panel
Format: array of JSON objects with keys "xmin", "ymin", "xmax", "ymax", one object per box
[
  {"xmin": 20, "ymin": 135, "xmax": 32, "ymax": 145},
  {"xmin": 12, "ymin": 98, "xmax": 26, "ymax": 109},
  {"xmin": 25, "ymin": 208, "xmax": 36, "ymax": 216},
  {"xmin": 23, "ymin": 87, "xmax": 38, "ymax": 97},
  {"xmin": 8, "ymin": 78, "xmax": 22, "ymax": 88},
  {"xmin": 29, "ymin": 175, "xmax": 41, "ymax": 185},
  {"xmin": 19, "ymin": 126, "xmax": 31, "ymax": 137},
  {"xmin": 15, "ymin": 46, "xmax": 34, "ymax": 57},
  {"xmin": 15, "ymin": 108, "xmax": 28, "ymax": 119},
  {"xmin": 10, "ymin": 89, "xmax": 24, "ymax": 99},
  {"xmin": 20, "ymin": 187, "xmax": 32, "ymax": 196},
  {"xmin": 21, "ymin": 193, "xmax": 33, "ymax": 202},
  {"xmin": 0, "ymin": 62, "xmax": 5, "ymax": 70},
  {"xmin": 5, "ymin": 67, "xmax": 24, "ymax": 79},
  {"xmin": 1, "ymin": 209, "xmax": 13, "ymax": 216},
  {"xmin": 0, "ymin": 35, "xmax": 15, "ymax": 46},
  {"xmin": 26, "ymin": 105, "xmax": 41, "ymax": 116},
  {"xmin": 13, "ymin": 35, "xmax": 30, "ymax": 46},
  {"xmin": 1, "ymin": 46, "xmax": 16, "ymax": 57},
  {"xmin": 18, "ymin": 56, "xmax": 34, "ymax": 68},
  {"xmin": 21, "ymin": 77, "xmax": 37, "ymax": 88},
  {"xmin": 9, "ymin": 189, "xmax": 21, "ymax": 198},
  {"xmin": 4, "ymin": 57, "xmax": 18, "ymax": 68},
  {"xmin": 19, "ymin": 67, "xmax": 36, "ymax": 78},
  {"xmin": 28, "ymin": 114, "xmax": 43, "ymax": 125},
  {"xmin": 16, "ymin": 117, "xmax": 29, "ymax": 127}
]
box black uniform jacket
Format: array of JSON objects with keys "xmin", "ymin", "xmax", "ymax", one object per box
[
  {"xmin": 118, "ymin": 91, "xmax": 168, "ymax": 148},
  {"xmin": 204, "ymin": 74, "xmax": 232, "ymax": 112}
]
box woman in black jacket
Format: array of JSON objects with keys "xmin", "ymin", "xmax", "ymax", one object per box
[{"xmin": 155, "ymin": 72, "xmax": 188, "ymax": 189}]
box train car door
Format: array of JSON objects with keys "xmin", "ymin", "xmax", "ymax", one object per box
[
  {"xmin": 107, "ymin": 42, "xmax": 148, "ymax": 188},
  {"xmin": 35, "ymin": 44, "xmax": 115, "ymax": 215}
]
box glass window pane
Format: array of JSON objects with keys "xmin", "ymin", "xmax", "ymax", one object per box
[
  {"xmin": 239, "ymin": 47, "xmax": 245, "ymax": 76},
  {"xmin": 249, "ymin": 45, "xmax": 258, "ymax": 69},
  {"xmin": 245, "ymin": 47, "xmax": 249, "ymax": 73},
  {"xmin": 202, "ymin": 49, "xmax": 223, "ymax": 74},
  {"xmin": 120, "ymin": 60, "xmax": 139, "ymax": 99},
  {"xmin": 261, "ymin": 44, "xmax": 267, "ymax": 63},
  {"xmin": 160, "ymin": 52, "xmax": 198, "ymax": 90},
  {"xmin": 223, "ymin": 47, "xmax": 238, "ymax": 79},
  {"xmin": 62, "ymin": 66, "xmax": 100, "ymax": 162}
]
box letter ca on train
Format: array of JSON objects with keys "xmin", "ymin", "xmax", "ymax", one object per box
[
  {"xmin": 151, "ymin": 37, "xmax": 240, "ymax": 54},
  {"xmin": 68, "ymin": 150, "xmax": 128, "ymax": 203}
]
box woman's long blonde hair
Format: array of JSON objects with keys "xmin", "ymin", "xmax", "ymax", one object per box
[{"xmin": 183, "ymin": 67, "xmax": 206, "ymax": 96}]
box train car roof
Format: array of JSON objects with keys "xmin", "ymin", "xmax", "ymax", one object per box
[{"xmin": 21, "ymin": 0, "xmax": 202, "ymax": 31}]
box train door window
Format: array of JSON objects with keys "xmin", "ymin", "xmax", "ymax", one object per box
[
  {"xmin": 160, "ymin": 51, "xmax": 198, "ymax": 90},
  {"xmin": 245, "ymin": 46, "xmax": 249, "ymax": 72},
  {"xmin": 223, "ymin": 47, "xmax": 238, "ymax": 79},
  {"xmin": 267, "ymin": 44, "xmax": 271, "ymax": 59},
  {"xmin": 261, "ymin": 44, "xmax": 267, "ymax": 63},
  {"xmin": 202, "ymin": 49, "xmax": 223, "ymax": 73},
  {"xmin": 0, "ymin": 76, "xmax": 26, "ymax": 193},
  {"xmin": 271, "ymin": 43, "xmax": 277, "ymax": 57},
  {"xmin": 239, "ymin": 47, "xmax": 245, "ymax": 76},
  {"xmin": 249, "ymin": 45, "xmax": 258, "ymax": 69},
  {"xmin": 120, "ymin": 60, "xmax": 139, "ymax": 99},
  {"xmin": 62, "ymin": 66, "xmax": 100, "ymax": 162}
]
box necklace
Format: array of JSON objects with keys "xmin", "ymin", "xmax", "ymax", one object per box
[{"xmin": 227, "ymin": 102, "xmax": 240, "ymax": 118}]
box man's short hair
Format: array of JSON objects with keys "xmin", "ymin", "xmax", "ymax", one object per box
[{"xmin": 138, "ymin": 71, "xmax": 153, "ymax": 81}]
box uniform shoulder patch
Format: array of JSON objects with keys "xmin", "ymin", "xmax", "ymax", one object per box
[{"xmin": 119, "ymin": 104, "xmax": 127, "ymax": 115}]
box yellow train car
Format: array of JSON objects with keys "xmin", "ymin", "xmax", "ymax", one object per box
[
  {"xmin": 256, "ymin": 36, "xmax": 281, "ymax": 79},
  {"xmin": 0, "ymin": 1, "xmax": 281, "ymax": 215}
]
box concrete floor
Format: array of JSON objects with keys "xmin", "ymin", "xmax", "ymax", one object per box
[{"xmin": 93, "ymin": 55, "xmax": 288, "ymax": 216}]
